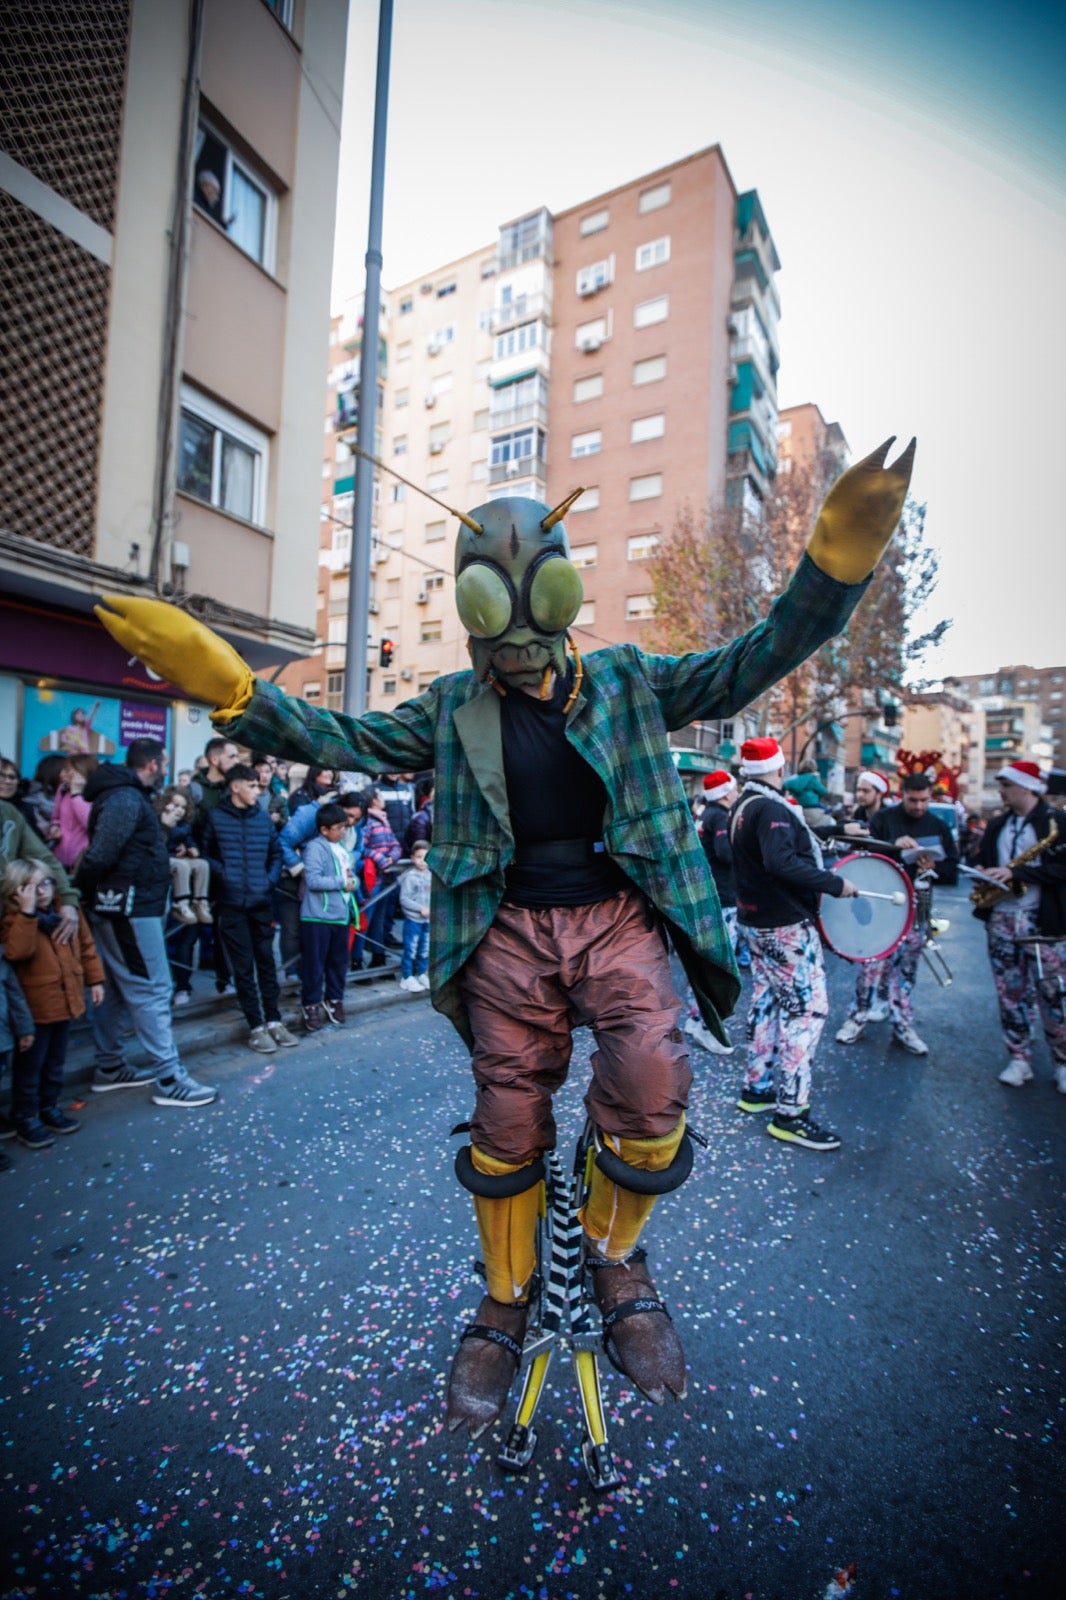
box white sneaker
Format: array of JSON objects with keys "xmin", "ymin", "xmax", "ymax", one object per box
[
  {"xmin": 866, "ymin": 999, "xmax": 890, "ymax": 1023},
  {"xmin": 683, "ymin": 1018, "xmax": 733, "ymax": 1055},
  {"xmin": 398, "ymin": 975, "xmax": 421, "ymax": 993},
  {"xmin": 893, "ymin": 1023, "xmax": 929, "ymax": 1057},
  {"xmin": 172, "ymin": 990, "xmax": 190, "ymax": 1008},
  {"xmin": 998, "ymin": 1060, "xmax": 1033, "ymax": 1088},
  {"xmin": 1055, "ymin": 1066, "xmax": 1066, "ymax": 1096},
  {"xmin": 414, "ymin": 974, "xmax": 431, "ymax": 991},
  {"xmin": 835, "ymin": 1016, "xmax": 865, "ymax": 1045}
]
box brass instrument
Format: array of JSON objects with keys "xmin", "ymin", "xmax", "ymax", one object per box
[{"xmin": 969, "ymin": 820, "xmax": 1059, "ymax": 911}]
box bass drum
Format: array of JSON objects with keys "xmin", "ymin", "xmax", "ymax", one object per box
[{"xmin": 818, "ymin": 851, "xmax": 915, "ymax": 963}]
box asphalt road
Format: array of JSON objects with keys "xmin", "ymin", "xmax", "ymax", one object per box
[{"xmin": 2, "ymin": 884, "xmax": 1063, "ymax": 1600}]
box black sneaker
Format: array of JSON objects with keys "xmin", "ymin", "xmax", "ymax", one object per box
[
  {"xmin": 16, "ymin": 1121, "xmax": 56, "ymax": 1150},
  {"xmin": 0, "ymin": 1147, "xmax": 12, "ymax": 1172},
  {"xmin": 767, "ymin": 1112, "xmax": 841, "ymax": 1151},
  {"xmin": 40, "ymin": 1109, "xmax": 80, "ymax": 1136},
  {"xmin": 737, "ymin": 1085, "xmax": 776, "ymax": 1114}
]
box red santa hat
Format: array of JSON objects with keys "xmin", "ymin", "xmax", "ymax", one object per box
[
  {"xmin": 739, "ymin": 736, "xmax": 785, "ymax": 776},
  {"xmin": 996, "ymin": 760, "xmax": 1046, "ymax": 794},
  {"xmin": 702, "ymin": 769, "xmax": 736, "ymax": 800},
  {"xmin": 857, "ymin": 769, "xmax": 888, "ymax": 795}
]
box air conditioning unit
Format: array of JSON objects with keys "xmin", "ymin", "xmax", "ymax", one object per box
[
  {"xmin": 374, "ymin": 546, "xmax": 389, "ymax": 563},
  {"xmin": 400, "ymin": 668, "xmax": 414, "ymax": 682},
  {"xmin": 577, "ymin": 334, "xmax": 602, "ymax": 353},
  {"xmin": 727, "ymin": 317, "xmax": 740, "ymax": 336},
  {"xmin": 415, "ymin": 588, "xmax": 429, "ymax": 604},
  {"xmin": 428, "ymin": 439, "xmax": 445, "ymax": 455},
  {"xmin": 424, "ymin": 394, "xmax": 436, "ymax": 408},
  {"xmin": 505, "ymin": 461, "xmax": 521, "ymax": 478},
  {"xmin": 367, "ymin": 599, "xmax": 379, "ymax": 614},
  {"xmin": 578, "ymin": 281, "xmax": 599, "ymax": 298},
  {"xmin": 427, "ymin": 339, "xmax": 441, "ymax": 356},
  {"xmin": 728, "ymin": 363, "xmax": 739, "ymax": 384}
]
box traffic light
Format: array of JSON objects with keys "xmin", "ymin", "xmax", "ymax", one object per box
[
  {"xmin": 882, "ymin": 696, "xmax": 900, "ymax": 727},
  {"xmin": 379, "ymin": 638, "xmax": 395, "ymax": 669}
]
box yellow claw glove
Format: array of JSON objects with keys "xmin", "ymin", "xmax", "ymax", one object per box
[
  {"xmin": 95, "ymin": 594, "xmax": 255, "ymax": 720},
  {"xmin": 806, "ymin": 436, "xmax": 916, "ymax": 585}
]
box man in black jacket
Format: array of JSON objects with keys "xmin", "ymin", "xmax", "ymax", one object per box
[
  {"xmin": 77, "ymin": 738, "xmax": 217, "ymax": 1107},
  {"xmin": 683, "ymin": 769, "xmax": 738, "ymax": 1055},
  {"xmin": 201, "ymin": 765, "xmax": 295, "ymax": 1054},
  {"xmin": 731, "ymin": 737, "xmax": 858, "ymax": 1151},
  {"xmin": 836, "ymin": 770, "xmax": 959, "ymax": 1056},
  {"xmin": 976, "ymin": 761, "xmax": 1066, "ymax": 1091}
]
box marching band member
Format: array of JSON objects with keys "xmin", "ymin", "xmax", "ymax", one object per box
[
  {"xmin": 835, "ymin": 770, "xmax": 958, "ymax": 1055},
  {"xmin": 844, "ymin": 769, "xmax": 888, "ymax": 832},
  {"xmin": 731, "ymin": 736, "xmax": 858, "ymax": 1150},
  {"xmin": 683, "ymin": 769, "xmax": 738, "ymax": 1055},
  {"xmin": 975, "ymin": 761, "xmax": 1066, "ymax": 1091}
]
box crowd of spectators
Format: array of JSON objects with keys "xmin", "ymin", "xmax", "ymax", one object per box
[{"xmin": 0, "ymin": 741, "xmax": 433, "ymax": 1162}]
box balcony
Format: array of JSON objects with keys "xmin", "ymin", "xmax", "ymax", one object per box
[
  {"xmin": 489, "ymin": 291, "xmax": 551, "ymax": 334},
  {"xmin": 488, "ymin": 458, "xmax": 547, "ymax": 487},
  {"xmin": 488, "ymin": 397, "xmax": 549, "ymax": 431}
]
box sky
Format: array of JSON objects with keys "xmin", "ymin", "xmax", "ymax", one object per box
[{"xmin": 330, "ymin": 0, "xmax": 1066, "ymax": 681}]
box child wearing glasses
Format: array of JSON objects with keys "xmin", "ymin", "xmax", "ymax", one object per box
[{"xmin": 0, "ymin": 860, "xmax": 105, "ymax": 1148}]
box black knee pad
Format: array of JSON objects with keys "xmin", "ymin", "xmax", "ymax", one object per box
[
  {"xmin": 592, "ymin": 1131, "xmax": 694, "ymax": 1196},
  {"xmin": 454, "ymin": 1145, "xmax": 546, "ymax": 1198}
]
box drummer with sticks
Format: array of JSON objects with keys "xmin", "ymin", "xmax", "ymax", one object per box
[
  {"xmin": 835, "ymin": 770, "xmax": 958, "ymax": 1055},
  {"xmin": 731, "ymin": 736, "xmax": 859, "ymax": 1152}
]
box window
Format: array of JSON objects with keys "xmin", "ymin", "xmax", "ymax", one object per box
[
  {"xmin": 395, "ymin": 340, "xmax": 412, "ymax": 362},
  {"xmin": 576, "ymin": 257, "xmax": 614, "ymax": 296},
  {"xmin": 629, "ymin": 472, "xmax": 662, "ymax": 501},
  {"xmin": 428, "ymin": 325, "xmax": 455, "ymax": 352},
  {"xmin": 177, "ymin": 387, "xmax": 267, "ymax": 524},
  {"xmin": 574, "ymin": 374, "xmax": 604, "ymax": 403},
  {"xmin": 393, "ymin": 434, "xmax": 407, "ymax": 455},
  {"xmin": 574, "ymin": 602, "xmax": 596, "ymax": 626},
  {"xmin": 631, "ymin": 413, "xmax": 665, "ymax": 444},
  {"xmin": 572, "ymin": 487, "xmax": 599, "ymax": 512},
  {"xmin": 436, "ymin": 280, "xmax": 457, "ymax": 298},
  {"xmin": 494, "ymin": 321, "xmax": 542, "ymax": 360},
  {"xmin": 473, "ymin": 408, "xmax": 489, "ymax": 430},
  {"xmin": 426, "ymin": 470, "xmax": 449, "ymax": 493},
  {"xmin": 490, "ymin": 427, "xmax": 546, "ymax": 472},
  {"xmin": 193, "ymin": 123, "xmax": 277, "ymax": 270},
  {"xmin": 580, "ymin": 208, "xmax": 609, "ymax": 236},
  {"xmin": 639, "ymin": 182, "xmax": 671, "ymax": 213},
  {"xmin": 398, "ymin": 296, "xmax": 413, "ymax": 314},
  {"xmin": 389, "ymin": 483, "xmax": 406, "ymax": 503},
  {"xmin": 571, "ymin": 543, "xmax": 598, "ymax": 568},
  {"xmin": 304, "ymin": 680, "xmax": 322, "ymax": 701},
  {"xmin": 625, "ymin": 593, "xmax": 656, "ymax": 620},
  {"xmin": 382, "ymin": 678, "xmax": 398, "ymax": 695},
  {"xmin": 633, "ymin": 354, "xmax": 666, "ymax": 386},
  {"xmin": 627, "ymin": 533, "xmax": 660, "ymax": 561},
  {"xmin": 421, "ymin": 622, "xmax": 443, "ymax": 643},
  {"xmin": 471, "ymin": 459, "xmax": 487, "ymax": 481},
  {"xmin": 636, "ymin": 237, "xmax": 670, "ymax": 271},
  {"xmin": 634, "ymin": 296, "xmax": 668, "ymax": 328},
  {"xmin": 430, "ymin": 371, "xmax": 453, "ymax": 397},
  {"xmin": 571, "ymin": 429, "xmax": 601, "ymax": 458},
  {"xmin": 424, "ymin": 520, "xmax": 446, "ymax": 542},
  {"xmin": 576, "ymin": 314, "xmax": 610, "ymax": 350},
  {"xmin": 424, "ymin": 572, "xmax": 445, "ymax": 591}
]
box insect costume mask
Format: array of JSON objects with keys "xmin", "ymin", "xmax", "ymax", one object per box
[{"xmin": 454, "ymin": 491, "xmax": 585, "ymax": 692}]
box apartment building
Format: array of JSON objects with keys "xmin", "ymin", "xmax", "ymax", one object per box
[
  {"xmin": 947, "ymin": 666, "xmax": 1066, "ymax": 774},
  {"xmin": 0, "ymin": 0, "xmax": 346, "ymax": 772},
  {"xmin": 303, "ymin": 147, "xmax": 783, "ymax": 734}
]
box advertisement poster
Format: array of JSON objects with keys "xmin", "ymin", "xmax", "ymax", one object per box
[{"xmin": 20, "ymin": 687, "xmax": 170, "ymax": 772}]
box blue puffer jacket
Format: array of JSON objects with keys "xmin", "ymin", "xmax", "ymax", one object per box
[
  {"xmin": 1, "ymin": 950, "xmax": 34, "ymax": 1054},
  {"xmin": 201, "ymin": 797, "xmax": 282, "ymax": 911},
  {"xmin": 279, "ymin": 801, "xmax": 366, "ymax": 877}
]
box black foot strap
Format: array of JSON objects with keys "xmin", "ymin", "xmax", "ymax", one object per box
[
  {"xmin": 601, "ymin": 1296, "xmax": 672, "ymax": 1342},
  {"xmin": 458, "ymin": 1324, "xmax": 524, "ymax": 1364}
]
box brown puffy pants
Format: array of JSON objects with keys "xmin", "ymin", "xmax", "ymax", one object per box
[{"xmin": 461, "ymin": 889, "xmax": 692, "ymax": 1167}]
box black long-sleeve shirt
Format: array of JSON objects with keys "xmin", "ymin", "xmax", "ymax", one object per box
[{"xmin": 731, "ymin": 790, "xmax": 845, "ymax": 928}]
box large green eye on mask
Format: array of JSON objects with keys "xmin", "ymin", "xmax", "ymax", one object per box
[
  {"xmin": 529, "ymin": 557, "xmax": 583, "ymax": 633},
  {"xmin": 455, "ymin": 563, "xmax": 513, "ymax": 639}
]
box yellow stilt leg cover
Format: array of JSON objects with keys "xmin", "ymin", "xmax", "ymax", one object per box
[
  {"xmin": 470, "ymin": 1145, "xmax": 541, "ymax": 1305},
  {"xmin": 579, "ymin": 1115, "xmax": 686, "ymax": 1260}
]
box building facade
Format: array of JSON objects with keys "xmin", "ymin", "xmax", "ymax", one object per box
[
  {"xmin": 0, "ymin": 0, "xmax": 347, "ymax": 773},
  {"xmin": 946, "ymin": 666, "xmax": 1065, "ymax": 777},
  {"xmin": 900, "ymin": 690, "xmax": 986, "ymax": 808}
]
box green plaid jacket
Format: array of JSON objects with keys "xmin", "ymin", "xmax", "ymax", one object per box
[{"xmin": 223, "ymin": 554, "xmax": 866, "ymax": 1047}]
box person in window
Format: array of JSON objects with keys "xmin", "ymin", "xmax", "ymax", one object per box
[
  {"xmin": 194, "ymin": 168, "xmax": 226, "ymax": 226},
  {"xmin": 94, "ymin": 438, "xmax": 916, "ymax": 1439}
]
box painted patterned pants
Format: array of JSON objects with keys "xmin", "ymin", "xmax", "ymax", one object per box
[
  {"xmin": 847, "ymin": 925, "xmax": 923, "ymax": 1027},
  {"xmin": 743, "ymin": 920, "xmax": 828, "ymax": 1114},
  {"xmin": 684, "ymin": 907, "xmax": 738, "ymax": 1021},
  {"xmin": 985, "ymin": 904, "xmax": 1066, "ymax": 1067}
]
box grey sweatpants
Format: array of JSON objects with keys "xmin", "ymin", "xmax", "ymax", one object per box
[{"xmin": 89, "ymin": 914, "xmax": 183, "ymax": 1083}]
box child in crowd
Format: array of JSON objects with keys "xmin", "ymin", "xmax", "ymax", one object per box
[
  {"xmin": 48, "ymin": 753, "xmax": 97, "ymax": 868},
  {"xmin": 155, "ymin": 786, "xmax": 212, "ymax": 926},
  {"xmin": 299, "ymin": 803, "xmax": 360, "ymax": 1032},
  {"xmin": 200, "ymin": 765, "xmax": 295, "ymax": 1055},
  {"xmin": 0, "ymin": 943, "xmax": 35, "ymax": 1171},
  {"xmin": 398, "ymin": 840, "xmax": 431, "ymax": 993},
  {"xmin": 0, "ymin": 859, "xmax": 104, "ymax": 1148}
]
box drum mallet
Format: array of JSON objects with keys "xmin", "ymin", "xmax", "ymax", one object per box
[{"xmin": 854, "ymin": 890, "xmax": 907, "ymax": 905}]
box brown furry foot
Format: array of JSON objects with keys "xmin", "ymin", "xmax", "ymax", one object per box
[
  {"xmin": 445, "ymin": 1294, "xmax": 529, "ymax": 1440},
  {"xmin": 586, "ymin": 1244, "xmax": 687, "ymax": 1405}
]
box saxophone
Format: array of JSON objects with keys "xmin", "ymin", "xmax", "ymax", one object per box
[{"xmin": 970, "ymin": 819, "xmax": 1059, "ymax": 910}]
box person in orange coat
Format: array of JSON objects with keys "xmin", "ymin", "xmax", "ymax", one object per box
[{"xmin": 0, "ymin": 859, "xmax": 104, "ymax": 1148}]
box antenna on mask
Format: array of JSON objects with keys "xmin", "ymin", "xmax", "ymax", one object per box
[{"xmin": 350, "ymin": 442, "xmax": 483, "ymax": 534}]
